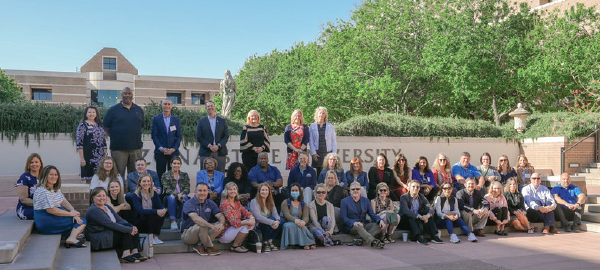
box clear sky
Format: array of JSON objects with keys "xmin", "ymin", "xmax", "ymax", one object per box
[{"xmin": 0, "ymin": 0, "xmax": 358, "ymax": 79}]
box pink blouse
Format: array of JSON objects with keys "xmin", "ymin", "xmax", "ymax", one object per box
[{"xmin": 484, "ymin": 194, "xmax": 508, "ymax": 221}]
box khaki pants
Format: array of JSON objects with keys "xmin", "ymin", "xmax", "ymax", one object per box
[
  {"xmin": 349, "ymin": 222, "xmax": 381, "ymax": 243},
  {"xmin": 111, "ymin": 149, "xmax": 142, "ymax": 183},
  {"xmin": 181, "ymin": 224, "xmax": 220, "ymax": 247},
  {"xmin": 461, "ymin": 210, "xmax": 489, "ymax": 231}
]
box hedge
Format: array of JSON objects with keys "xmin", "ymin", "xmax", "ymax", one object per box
[{"xmin": 0, "ymin": 101, "xmax": 245, "ymax": 145}]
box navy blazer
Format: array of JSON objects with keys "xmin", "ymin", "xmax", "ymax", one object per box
[
  {"xmin": 151, "ymin": 113, "xmax": 182, "ymax": 156},
  {"xmin": 196, "ymin": 116, "xmax": 229, "ymax": 156},
  {"xmin": 126, "ymin": 191, "xmax": 165, "ymax": 221},
  {"xmin": 340, "ymin": 196, "xmax": 381, "ymax": 234},
  {"xmin": 399, "ymin": 192, "xmax": 433, "ymax": 218}
]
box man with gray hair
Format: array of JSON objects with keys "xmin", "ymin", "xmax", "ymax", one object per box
[
  {"xmin": 523, "ymin": 173, "xmax": 558, "ymax": 234},
  {"xmin": 103, "ymin": 87, "xmax": 144, "ymax": 178},
  {"xmin": 340, "ymin": 182, "xmax": 386, "ymax": 249},
  {"xmin": 196, "ymin": 101, "xmax": 229, "ymax": 172}
]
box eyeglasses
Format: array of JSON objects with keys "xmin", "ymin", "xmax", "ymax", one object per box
[
  {"xmin": 350, "ymin": 188, "xmax": 361, "ymax": 191},
  {"xmin": 316, "ymin": 191, "xmax": 326, "ymax": 195},
  {"xmin": 439, "ymin": 158, "xmax": 447, "ymax": 161},
  {"xmin": 499, "ymin": 159, "xmax": 507, "ymax": 162},
  {"xmin": 378, "ymin": 189, "xmax": 388, "ymax": 192},
  {"xmin": 205, "ymin": 162, "xmax": 215, "ymax": 165},
  {"xmin": 442, "ymin": 187, "xmax": 452, "ymax": 190}
]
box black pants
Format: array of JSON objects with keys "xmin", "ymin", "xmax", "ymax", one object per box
[
  {"xmin": 403, "ymin": 214, "xmax": 438, "ymax": 240},
  {"xmin": 242, "ymin": 152, "xmax": 258, "ymax": 170},
  {"xmin": 555, "ymin": 204, "xmax": 584, "ymax": 227},
  {"xmin": 113, "ymin": 230, "xmax": 140, "ymax": 251},
  {"xmin": 154, "ymin": 152, "xmax": 174, "ymax": 181},
  {"xmin": 133, "ymin": 214, "xmax": 165, "ymax": 236}
]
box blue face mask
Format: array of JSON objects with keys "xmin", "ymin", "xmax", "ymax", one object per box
[{"xmin": 290, "ymin": 191, "xmax": 300, "ymax": 199}]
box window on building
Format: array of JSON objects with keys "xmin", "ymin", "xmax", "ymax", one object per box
[
  {"xmin": 191, "ymin": 93, "xmax": 205, "ymax": 105},
  {"xmin": 91, "ymin": 89, "xmax": 120, "ymax": 107},
  {"xmin": 103, "ymin": 57, "xmax": 116, "ymax": 70},
  {"xmin": 166, "ymin": 92, "xmax": 182, "ymax": 104},
  {"xmin": 32, "ymin": 88, "xmax": 52, "ymax": 101}
]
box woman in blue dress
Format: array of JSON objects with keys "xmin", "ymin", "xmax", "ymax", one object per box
[
  {"xmin": 15, "ymin": 153, "xmax": 43, "ymax": 220},
  {"xmin": 76, "ymin": 105, "xmax": 107, "ymax": 181},
  {"xmin": 280, "ymin": 183, "xmax": 316, "ymax": 250},
  {"xmin": 33, "ymin": 165, "xmax": 87, "ymax": 247}
]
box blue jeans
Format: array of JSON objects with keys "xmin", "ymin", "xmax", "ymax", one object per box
[
  {"xmin": 165, "ymin": 194, "xmax": 188, "ymax": 220},
  {"xmin": 436, "ymin": 217, "xmax": 470, "ymax": 235},
  {"xmin": 257, "ymin": 216, "xmax": 282, "ymax": 241}
]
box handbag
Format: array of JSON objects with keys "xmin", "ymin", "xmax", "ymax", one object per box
[
  {"xmin": 139, "ymin": 234, "xmax": 154, "ymax": 258},
  {"xmin": 244, "ymin": 229, "xmax": 263, "ymax": 252},
  {"xmin": 386, "ymin": 212, "xmax": 399, "ymax": 227}
]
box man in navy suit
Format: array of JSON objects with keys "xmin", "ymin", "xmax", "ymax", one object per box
[
  {"xmin": 196, "ymin": 101, "xmax": 229, "ymax": 172},
  {"xmin": 151, "ymin": 98, "xmax": 182, "ymax": 179},
  {"xmin": 340, "ymin": 182, "xmax": 386, "ymax": 249}
]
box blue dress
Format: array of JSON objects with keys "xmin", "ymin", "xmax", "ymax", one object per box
[
  {"xmin": 33, "ymin": 187, "xmax": 85, "ymax": 238},
  {"xmin": 280, "ymin": 206, "xmax": 315, "ymax": 249},
  {"xmin": 15, "ymin": 172, "xmax": 37, "ymax": 220}
]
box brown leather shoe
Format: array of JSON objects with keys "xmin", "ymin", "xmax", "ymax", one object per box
[
  {"xmin": 542, "ymin": 227, "xmax": 549, "ymax": 234},
  {"xmin": 474, "ymin": 229, "xmax": 485, "ymax": 237},
  {"xmin": 549, "ymin": 226, "xmax": 560, "ymax": 234},
  {"xmin": 192, "ymin": 245, "xmax": 208, "ymax": 256},
  {"xmin": 205, "ymin": 247, "xmax": 221, "ymax": 256}
]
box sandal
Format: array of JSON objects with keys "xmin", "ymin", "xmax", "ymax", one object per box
[
  {"xmin": 527, "ymin": 228, "xmax": 535, "ymax": 234},
  {"xmin": 65, "ymin": 241, "xmax": 87, "ymax": 248},
  {"xmin": 263, "ymin": 245, "xmax": 271, "ymax": 253},
  {"xmin": 120, "ymin": 255, "xmax": 140, "ymax": 264},
  {"xmin": 231, "ymin": 245, "xmax": 249, "ymax": 253},
  {"xmin": 310, "ymin": 244, "xmax": 317, "ymax": 250},
  {"xmin": 131, "ymin": 253, "xmax": 148, "ymax": 261},
  {"xmin": 303, "ymin": 245, "xmax": 310, "ymax": 250},
  {"xmin": 386, "ymin": 235, "xmax": 396, "ymax": 243},
  {"xmin": 268, "ymin": 241, "xmax": 278, "ymax": 251}
]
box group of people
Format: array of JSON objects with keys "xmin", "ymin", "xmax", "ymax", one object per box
[{"xmin": 13, "ymin": 87, "xmax": 588, "ymax": 263}]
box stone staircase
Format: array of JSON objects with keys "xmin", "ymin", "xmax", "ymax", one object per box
[
  {"xmin": 573, "ymin": 162, "xmax": 600, "ymax": 232},
  {"xmin": 575, "ymin": 162, "xmax": 600, "ymax": 186},
  {"xmin": 0, "ymin": 211, "xmax": 121, "ymax": 270}
]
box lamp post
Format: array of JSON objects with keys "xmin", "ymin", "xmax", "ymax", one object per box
[{"xmin": 509, "ymin": 103, "xmax": 531, "ymax": 133}]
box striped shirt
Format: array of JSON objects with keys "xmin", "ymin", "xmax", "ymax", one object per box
[{"xmin": 33, "ymin": 187, "xmax": 65, "ymax": 210}]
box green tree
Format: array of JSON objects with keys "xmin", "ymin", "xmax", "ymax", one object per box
[{"xmin": 0, "ymin": 68, "xmax": 23, "ymax": 102}]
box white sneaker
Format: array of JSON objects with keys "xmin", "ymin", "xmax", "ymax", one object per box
[
  {"xmin": 450, "ymin": 234, "xmax": 460, "ymax": 243},
  {"xmin": 153, "ymin": 236, "xmax": 164, "ymax": 245},
  {"xmin": 436, "ymin": 230, "xmax": 441, "ymax": 239},
  {"xmin": 467, "ymin": 233, "xmax": 478, "ymax": 242},
  {"xmin": 170, "ymin": 222, "xmax": 179, "ymax": 230}
]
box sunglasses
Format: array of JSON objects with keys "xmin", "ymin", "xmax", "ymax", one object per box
[
  {"xmin": 531, "ymin": 177, "xmax": 541, "ymax": 180},
  {"xmin": 205, "ymin": 162, "xmax": 215, "ymax": 165},
  {"xmin": 439, "ymin": 158, "xmax": 447, "ymax": 161},
  {"xmin": 378, "ymin": 189, "xmax": 388, "ymax": 192},
  {"xmin": 499, "ymin": 159, "xmax": 507, "ymax": 162},
  {"xmin": 316, "ymin": 191, "xmax": 326, "ymax": 195},
  {"xmin": 350, "ymin": 188, "xmax": 361, "ymax": 191}
]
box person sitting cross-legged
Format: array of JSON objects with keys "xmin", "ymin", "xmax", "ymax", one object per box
[
  {"xmin": 340, "ymin": 182, "xmax": 386, "ymax": 249},
  {"xmin": 400, "ymin": 180, "xmax": 443, "ymax": 245}
]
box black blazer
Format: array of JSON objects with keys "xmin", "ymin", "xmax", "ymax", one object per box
[
  {"xmin": 196, "ymin": 116, "xmax": 229, "ymax": 157},
  {"xmin": 455, "ymin": 189, "xmax": 489, "ymax": 213},
  {"xmin": 399, "ymin": 192, "xmax": 433, "ymax": 218},
  {"xmin": 367, "ymin": 167, "xmax": 397, "ymax": 200},
  {"xmin": 85, "ymin": 204, "xmax": 133, "ymax": 251}
]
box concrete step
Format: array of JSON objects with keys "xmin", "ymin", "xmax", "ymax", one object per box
[
  {"xmin": 585, "ymin": 204, "xmax": 600, "ymax": 213},
  {"xmin": 583, "ymin": 212, "xmax": 600, "ymax": 223},
  {"xmin": 3, "ymin": 234, "xmax": 61, "ymax": 270},
  {"xmin": 161, "ymin": 219, "xmax": 180, "ymax": 230},
  {"xmin": 587, "ymin": 180, "xmax": 600, "ymax": 186},
  {"xmin": 588, "ymin": 163, "xmax": 600, "ymax": 168},
  {"xmin": 158, "ymin": 229, "xmax": 181, "ymax": 241},
  {"xmin": 0, "ymin": 211, "xmax": 34, "ymax": 264},
  {"xmin": 153, "ymin": 240, "xmax": 194, "ymax": 254},
  {"xmin": 91, "ymin": 250, "xmax": 121, "ymax": 270},
  {"xmin": 53, "ymin": 241, "xmax": 91, "ymax": 270},
  {"xmin": 581, "ymin": 221, "xmax": 600, "ymax": 233},
  {"xmin": 588, "ymin": 195, "xmax": 600, "ymax": 204}
]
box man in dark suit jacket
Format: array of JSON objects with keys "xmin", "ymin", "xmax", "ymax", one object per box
[
  {"xmin": 400, "ymin": 180, "xmax": 443, "ymax": 245},
  {"xmin": 455, "ymin": 178, "xmax": 489, "ymax": 237},
  {"xmin": 151, "ymin": 99, "xmax": 182, "ymax": 179},
  {"xmin": 196, "ymin": 101, "xmax": 229, "ymax": 172},
  {"xmin": 340, "ymin": 182, "xmax": 386, "ymax": 249}
]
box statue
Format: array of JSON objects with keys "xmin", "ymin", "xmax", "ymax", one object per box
[{"xmin": 220, "ymin": 70, "xmax": 236, "ymax": 118}]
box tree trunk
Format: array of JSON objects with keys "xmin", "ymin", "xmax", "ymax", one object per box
[{"xmin": 492, "ymin": 91, "xmax": 500, "ymax": 126}]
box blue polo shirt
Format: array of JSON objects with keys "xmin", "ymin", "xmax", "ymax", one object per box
[
  {"xmin": 181, "ymin": 196, "xmax": 220, "ymax": 233},
  {"xmin": 248, "ymin": 164, "xmax": 282, "ymax": 185},
  {"xmin": 103, "ymin": 102, "xmax": 144, "ymax": 150},
  {"xmin": 451, "ymin": 163, "xmax": 482, "ymax": 180},
  {"xmin": 551, "ymin": 184, "xmax": 583, "ymax": 204}
]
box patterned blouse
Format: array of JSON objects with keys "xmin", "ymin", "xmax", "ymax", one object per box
[
  {"xmin": 372, "ymin": 197, "xmax": 393, "ymax": 215},
  {"xmin": 219, "ymin": 199, "xmax": 254, "ymax": 238}
]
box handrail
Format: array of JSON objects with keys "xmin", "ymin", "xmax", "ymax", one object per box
[{"xmin": 561, "ymin": 125, "xmax": 600, "ymax": 174}]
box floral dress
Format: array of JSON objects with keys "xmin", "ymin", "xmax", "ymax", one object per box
[
  {"xmin": 218, "ymin": 199, "xmax": 254, "ymax": 238},
  {"xmin": 286, "ymin": 125, "xmax": 305, "ymax": 170},
  {"xmin": 76, "ymin": 122, "xmax": 106, "ymax": 180},
  {"xmin": 15, "ymin": 172, "xmax": 37, "ymax": 219}
]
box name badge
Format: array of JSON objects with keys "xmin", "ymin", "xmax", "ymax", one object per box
[
  {"xmin": 170, "ymin": 126, "xmax": 177, "ymax": 132},
  {"xmin": 306, "ymin": 173, "xmax": 312, "ymax": 178}
]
